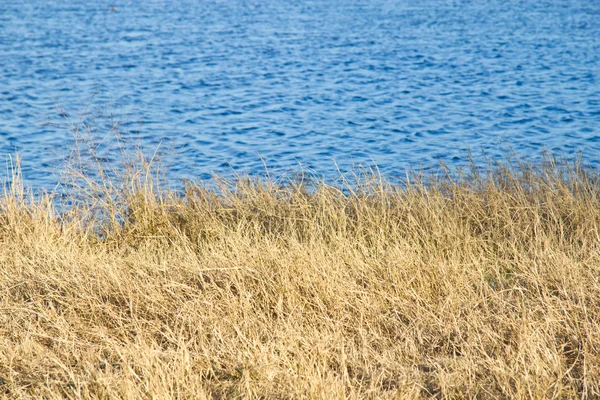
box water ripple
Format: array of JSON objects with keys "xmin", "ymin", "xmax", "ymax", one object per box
[{"xmin": 0, "ymin": 0, "xmax": 599, "ymax": 189}]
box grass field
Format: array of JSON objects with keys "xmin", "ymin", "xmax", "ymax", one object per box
[{"xmin": 1, "ymin": 154, "xmax": 600, "ymax": 399}]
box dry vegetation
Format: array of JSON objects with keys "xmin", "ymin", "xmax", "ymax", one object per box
[{"xmin": 1, "ymin": 152, "xmax": 600, "ymax": 399}]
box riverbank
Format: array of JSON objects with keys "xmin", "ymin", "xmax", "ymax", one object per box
[{"xmin": 1, "ymin": 158, "xmax": 599, "ymax": 399}]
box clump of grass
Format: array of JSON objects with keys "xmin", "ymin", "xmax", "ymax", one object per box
[{"xmin": 1, "ymin": 148, "xmax": 600, "ymax": 399}]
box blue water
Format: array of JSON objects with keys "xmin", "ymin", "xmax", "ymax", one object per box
[{"xmin": 1, "ymin": 0, "xmax": 599, "ymax": 189}]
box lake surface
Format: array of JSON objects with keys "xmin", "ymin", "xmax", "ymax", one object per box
[{"xmin": 1, "ymin": 0, "xmax": 599, "ymax": 189}]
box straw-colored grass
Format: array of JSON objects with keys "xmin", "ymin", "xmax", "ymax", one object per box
[{"xmin": 1, "ymin": 154, "xmax": 600, "ymax": 399}]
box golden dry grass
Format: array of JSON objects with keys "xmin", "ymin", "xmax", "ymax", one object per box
[{"xmin": 1, "ymin": 155, "xmax": 600, "ymax": 399}]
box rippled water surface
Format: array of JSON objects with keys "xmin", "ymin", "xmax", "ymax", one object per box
[{"xmin": 1, "ymin": 0, "xmax": 599, "ymax": 188}]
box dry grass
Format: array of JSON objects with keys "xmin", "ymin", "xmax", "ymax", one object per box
[{"xmin": 2, "ymin": 153, "xmax": 600, "ymax": 399}]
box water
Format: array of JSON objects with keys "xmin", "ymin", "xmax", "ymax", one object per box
[{"xmin": 1, "ymin": 0, "xmax": 599, "ymax": 190}]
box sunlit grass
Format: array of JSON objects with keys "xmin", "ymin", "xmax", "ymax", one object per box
[{"xmin": 1, "ymin": 148, "xmax": 600, "ymax": 398}]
